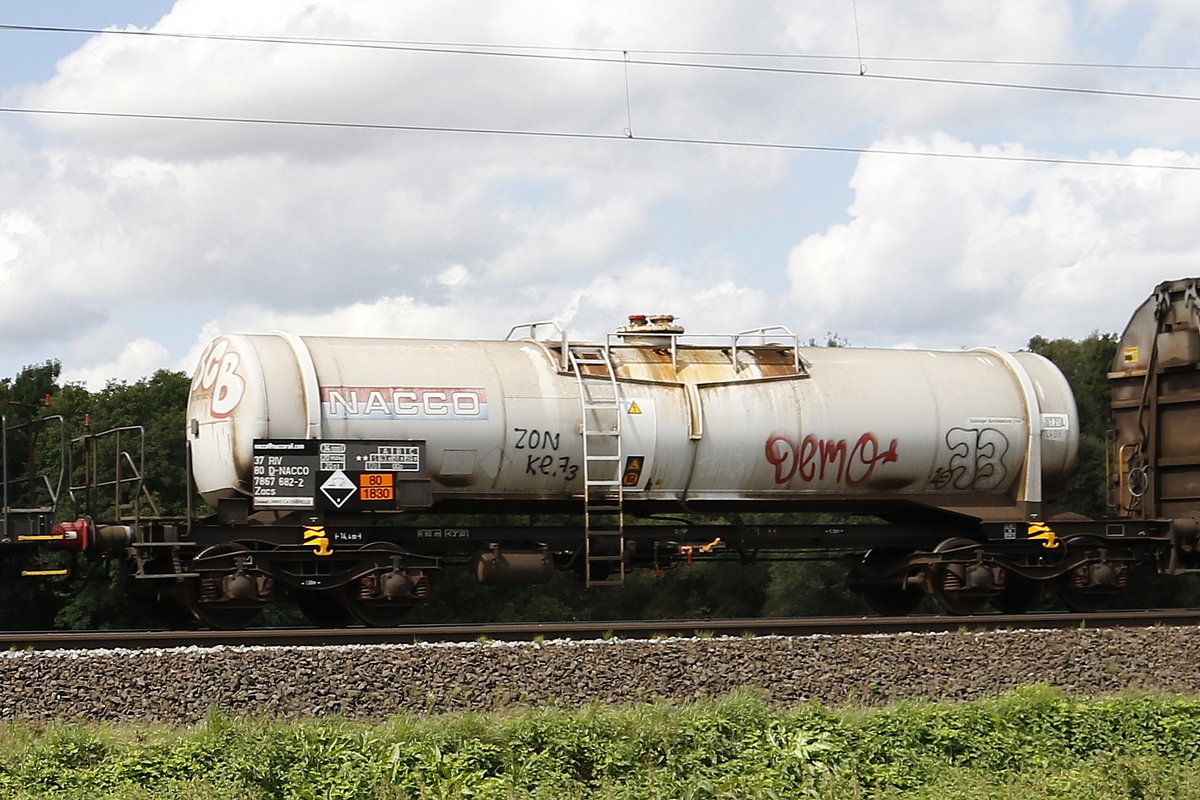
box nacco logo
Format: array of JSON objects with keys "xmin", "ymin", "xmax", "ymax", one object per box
[
  {"xmin": 193, "ymin": 338, "xmax": 246, "ymax": 418},
  {"xmin": 321, "ymin": 386, "xmax": 489, "ymax": 420}
]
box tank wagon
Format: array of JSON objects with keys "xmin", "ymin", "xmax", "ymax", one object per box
[{"xmin": 5, "ymin": 281, "xmax": 1200, "ymax": 628}]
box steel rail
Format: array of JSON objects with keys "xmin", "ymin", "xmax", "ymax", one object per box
[{"xmin": 2, "ymin": 609, "xmax": 1199, "ymax": 651}]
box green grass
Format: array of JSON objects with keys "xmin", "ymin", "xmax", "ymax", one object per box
[{"xmin": 2, "ymin": 686, "xmax": 1200, "ymax": 798}]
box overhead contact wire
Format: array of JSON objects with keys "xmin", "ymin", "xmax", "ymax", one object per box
[
  {"xmin": 3, "ymin": 105, "xmax": 1198, "ymax": 172},
  {"xmin": 3, "ymin": 23, "xmax": 1200, "ymax": 104},
  {"xmin": 5, "ymin": 23, "xmax": 1200, "ymax": 73}
]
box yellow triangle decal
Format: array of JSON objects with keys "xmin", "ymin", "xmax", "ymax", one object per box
[{"xmin": 628, "ymin": 401, "xmax": 642, "ymax": 415}]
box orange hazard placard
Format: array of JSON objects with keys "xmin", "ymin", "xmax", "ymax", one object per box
[
  {"xmin": 358, "ymin": 473, "xmax": 395, "ymax": 501},
  {"xmin": 622, "ymin": 456, "xmax": 644, "ymax": 486},
  {"xmin": 359, "ymin": 473, "xmax": 394, "ymax": 487}
]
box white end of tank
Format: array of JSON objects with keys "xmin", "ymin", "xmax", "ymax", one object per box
[{"xmin": 186, "ymin": 335, "xmax": 268, "ymax": 504}]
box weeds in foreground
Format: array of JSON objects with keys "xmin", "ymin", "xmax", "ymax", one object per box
[{"xmin": 1, "ymin": 686, "xmax": 1199, "ymax": 798}]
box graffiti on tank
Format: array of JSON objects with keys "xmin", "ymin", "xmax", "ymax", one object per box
[
  {"xmin": 192, "ymin": 338, "xmax": 245, "ymax": 419},
  {"xmin": 765, "ymin": 433, "xmax": 900, "ymax": 486},
  {"xmin": 928, "ymin": 427, "xmax": 1010, "ymax": 490},
  {"xmin": 524, "ymin": 454, "xmax": 580, "ymax": 481},
  {"xmin": 513, "ymin": 428, "xmax": 561, "ymax": 451},
  {"xmin": 512, "ymin": 426, "xmax": 579, "ymax": 480}
]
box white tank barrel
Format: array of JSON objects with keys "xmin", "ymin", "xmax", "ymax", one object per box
[{"xmin": 186, "ymin": 325, "xmax": 1078, "ymax": 519}]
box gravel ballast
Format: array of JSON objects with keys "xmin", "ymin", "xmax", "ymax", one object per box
[{"xmin": 4, "ymin": 626, "xmax": 1199, "ymax": 723}]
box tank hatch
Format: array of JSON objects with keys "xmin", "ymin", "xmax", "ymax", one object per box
[{"xmin": 617, "ymin": 314, "xmax": 685, "ymax": 341}]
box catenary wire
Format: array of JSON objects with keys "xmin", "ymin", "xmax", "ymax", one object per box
[
  {"xmin": 2, "ymin": 23, "xmax": 1200, "ymax": 104},
  {"xmin": 4, "ymin": 23, "xmax": 1200, "ymax": 72},
  {"xmin": 2, "ymin": 105, "xmax": 1198, "ymax": 172},
  {"xmin": 3, "ymin": 23, "xmax": 1198, "ymax": 171}
]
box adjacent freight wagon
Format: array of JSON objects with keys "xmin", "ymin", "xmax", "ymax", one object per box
[{"xmin": 4, "ymin": 279, "xmax": 1200, "ymax": 628}]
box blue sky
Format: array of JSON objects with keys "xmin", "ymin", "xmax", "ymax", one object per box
[
  {"xmin": 1, "ymin": 2, "xmax": 170, "ymax": 83},
  {"xmin": 2, "ymin": 1, "xmax": 1199, "ymax": 386}
]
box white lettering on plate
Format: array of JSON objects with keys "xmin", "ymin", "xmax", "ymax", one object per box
[{"xmin": 320, "ymin": 386, "xmax": 489, "ymax": 420}]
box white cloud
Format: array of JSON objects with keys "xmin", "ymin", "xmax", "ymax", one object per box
[
  {"xmin": 435, "ymin": 264, "xmax": 469, "ymax": 288},
  {"xmin": 786, "ymin": 135, "xmax": 1200, "ymax": 349},
  {"xmin": 62, "ymin": 336, "xmax": 171, "ymax": 389},
  {"xmin": 172, "ymin": 259, "xmax": 773, "ymax": 382},
  {"xmin": 1, "ymin": 0, "xmax": 1199, "ymax": 386}
]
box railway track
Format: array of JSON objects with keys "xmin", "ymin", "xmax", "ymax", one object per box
[{"xmin": 5, "ymin": 609, "xmax": 1200, "ymax": 650}]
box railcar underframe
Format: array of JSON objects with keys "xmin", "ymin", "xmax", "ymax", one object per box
[{"xmin": 34, "ymin": 501, "xmax": 1192, "ymax": 629}]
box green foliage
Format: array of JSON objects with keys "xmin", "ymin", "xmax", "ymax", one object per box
[
  {"xmin": 760, "ymin": 559, "xmax": 868, "ymax": 617},
  {"xmin": 1027, "ymin": 332, "xmax": 1119, "ymax": 517},
  {"xmin": 0, "ymin": 360, "xmax": 63, "ymax": 510},
  {"xmin": 2, "ymin": 363, "xmax": 190, "ymax": 520},
  {"xmin": 71, "ymin": 369, "xmax": 192, "ymax": 518},
  {"xmin": 806, "ymin": 332, "xmax": 849, "ymax": 348},
  {"xmin": 0, "ymin": 360, "xmax": 60, "ymax": 416},
  {"xmin": 2, "ymin": 688, "xmax": 1200, "ymax": 798},
  {"xmin": 0, "ymin": 363, "xmax": 192, "ymax": 630}
]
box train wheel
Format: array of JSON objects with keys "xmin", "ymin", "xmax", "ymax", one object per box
[
  {"xmin": 1053, "ymin": 538, "xmax": 1126, "ymax": 613},
  {"xmin": 341, "ymin": 543, "xmax": 423, "ymax": 627},
  {"xmin": 189, "ymin": 600, "xmax": 264, "ymax": 631},
  {"xmin": 294, "ymin": 591, "xmax": 355, "ymax": 628},
  {"xmin": 990, "ymin": 575, "xmax": 1042, "ymax": 614},
  {"xmin": 860, "ymin": 586, "xmax": 923, "ymax": 616},
  {"xmin": 1054, "ymin": 570, "xmax": 1119, "ymax": 612},
  {"xmin": 343, "ymin": 585, "xmax": 417, "ymax": 628},
  {"xmin": 183, "ymin": 545, "xmax": 266, "ymax": 631},
  {"xmin": 930, "ymin": 538, "xmax": 992, "ymax": 615},
  {"xmin": 855, "ymin": 549, "xmax": 923, "ymax": 616},
  {"xmin": 154, "ymin": 594, "xmax": 200, "ymax": 630}
]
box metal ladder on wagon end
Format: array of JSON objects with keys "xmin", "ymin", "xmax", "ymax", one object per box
[{"xmin": 567, "ymin": 342, "xmax": 626, "ymax": 587}]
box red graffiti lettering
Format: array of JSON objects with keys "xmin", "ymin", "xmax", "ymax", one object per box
[{"xmin": 765, "ymin": 433, "xmax": 899, "ymax": 486}]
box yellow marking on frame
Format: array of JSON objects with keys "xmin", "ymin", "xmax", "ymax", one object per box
[
  {"xmin": 21, "ymin": 569, "xmax": 69, "ymax": 577},
  {"xmin": 303, "ymin": 525, "xmax": 333, "ymax": 557},
  {"xmin": 1027, "ymin": 522, "xmax": 1061, "ymax": 549}
]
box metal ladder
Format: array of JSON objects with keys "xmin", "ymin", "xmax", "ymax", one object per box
[{"xmin": 567, "ymin": 343, "xmax": 625, "ymax": 587}]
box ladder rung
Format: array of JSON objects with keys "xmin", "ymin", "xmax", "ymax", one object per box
[{"xmin": 574, "ymin": 348, "xmax": 625, "ymax": 588}]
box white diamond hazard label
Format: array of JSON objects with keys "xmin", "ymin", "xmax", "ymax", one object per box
[{"xmin": 320, "ymin": 470, "xmax": 356, "ymax": 508}]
